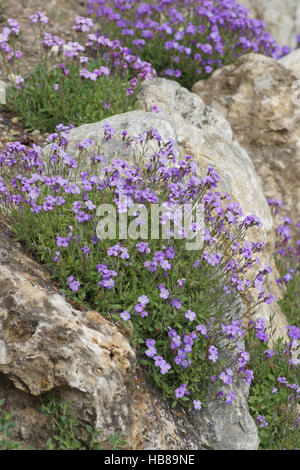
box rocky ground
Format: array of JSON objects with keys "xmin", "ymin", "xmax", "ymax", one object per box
[{"xmin": 0, "ymin": 0, "xmax": 86, "ymax": 150}]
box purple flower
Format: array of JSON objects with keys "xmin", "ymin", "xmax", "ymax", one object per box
[
  {"xmin": 145, "ymin": 345, "xmax": 157, "ymax": 358},
  {"xmin": 256, "ymin": 330, "xmax": 269, "ymax": 342},
  {"xmin": 264, "ymin": 294, "xmax": 276, "ymax": 304},
  {"xmin": 225, "ymin": 389, "xmax": 236, "ymax": 405},
  {"xmin": 120, "ymin": 311, "xmax": 131, "ymax": 321},
  {"xmin": 177, "ymin": 278, "xmax": 185, "ymax": 287},
  {"xmin": 160, "ymin": 259, "xmax": 172, "ymax": 271},
  {"xmin": 144, "ymin": 261, "xmax": 158, "ymax": 272},
  {"xmin": 175, "ymin": 383, "xmax": 189, "ymax": 399},
  {"xmin": 256, "ymin": 415, "xmax": 268, "ymax": 428},
  {"xmin": 98, "ymin": 278, "xmax": 115, "ymax": 289},
  {"xmin": 240, "ymin": 368, "xmax": 254, "ymax": 385},
  {"xmin": 185, "ymin": 309, "xmax": 196, "ymax": 322},
  {"xmin": 136, "ymin": 242, "xmax": 150, "ymax": 254},
  {"xmin": 254, "ymin": 318, "xmax": 266, "ymax": 331},
  {"xmin": 220, "ymin": 369, "xmax": 233, "ymax": 385},
  {"xmin": 286, "ymin": 326, "xmax": 300, "ymax": 340},
  {"xmin": 78, "ymin": 139, "xmax": 94, "ymax": 150},
  {"xmin": 68, "ymin": 276, "xmax": 80, "ymax": 292},
  {"xmin": 170, "ymin": 298, "xmax": 182, "ymax": 310},
  {"xmin": 193, "ymin": 400, "xmax": 202, "ymax": 410},
  {"xmin": 107, "ymin": 243, "xmax": 120, "ymax": 257},
  {"xmin": 196, "ymin": 324, "xmax": 207, "ymax": 336},
  {"xmin": 159, "ymin": 286, "xmax": 169, "ymax": 299},
  {"xmin": 208, "ymin": 345, "xmax": 218, "ymax": 362},
  {"xmin": 145, "ymin": 339, "xmax": 155, "ymax": 348},
  {"xmin": 160, "ymin": 362, "xmax": 171, "ymax": 375},
  {"xmin": 120, "ymin": 247, "xmax": 130, "ymax": 259},
  {"xmin": 138, "ymin": 295, "xmax": 149, "ymax": 306},
  {"xmin": 56, "ymin": 235, "xmax": 70, "ymax": 248},
  {"xmin": 277, "ymin": 376, "xmax": 288, "ymax": 384}
]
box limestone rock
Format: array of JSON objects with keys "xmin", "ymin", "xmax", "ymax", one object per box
[
  {"xmin": 44, "ymin": 81, "xmax": 288, "ymax": 340},
  {"xmin": 192, "ymin": 53, "xmax": 300, "ymax": 235},
  {"xmin": 53, "ymin": 111, "xmax": 179, "ymax": 171},
  {"xmin": 238, "ymin": 0, "xmax": 300, "ymax": 49},
  {"xmin": 0, "ymin": 231, "xmax": 136, "ymax": 448},
  {"xmin": 191, "ymin": 377, "xmax": 259, "ymax": 450},
  {"xmin": 44, "ymin": 83, "xmax": 288, "ymax": 339},
  {"xmin": 0, "ymin": 231, "xmax": 258, "ymax": 449},
  {"xmin": 279, "ymin": 48, "xmax": 300, "ymax": 78}
]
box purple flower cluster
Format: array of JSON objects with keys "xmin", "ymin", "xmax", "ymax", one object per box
[
  {"xmin": 97, "ymin": 263, "xmax": 118, "ymax": 289},
  {"xmin": 145, "ymin": 339, "xmax": 171, "ymax": 375},
  {"xmin": 134, "ymin": 295, "xmax": 149, "ymax": 318},
  {"xmin": 0, "ymin": 123, "xmax": 280, "ymax": 412},
  {"xmin": 0, "ymin": 18, "xmax": 22, "ymax": 72},
  {"xmin": 267, "ymin": 199, "xmax": 299, "ymax": 317},
  {"xmin": 256, "ymin": 414, "xmax": 268, "ymax": 428},
  {"xmin": 87, "ymin": 0, "xmax": 287, "ymax": 89},
  {"xmin": 169, "ymin": 328, "xmax": 196, "ymax": 369},
  {"xmin": 175, "ymin": 383, "xmax": 190, "ymax": 399},
  {"xmin": 29, "ymin": 11, "xmax": 49, "ymax": 25}
]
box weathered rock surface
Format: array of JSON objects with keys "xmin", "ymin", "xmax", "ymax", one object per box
[
  {"xmin": 0, "ymin": 231, "xmax": 135, "ymax": 449},
  {"xmin": 0, "ymin": 81, "xmax": 5, "ymax": 105},
  {"xmin": 238, "ymin": 0, "xmax": 300, "ymax": 49},
  {"xmin": 0, "ymin": 230, "xmax": 259, "ymax": 449},
  {"xmin": 61, "ymin": 110, "xmax": 180, "ymax": 169},
  {"xmin": 192, "ymin": 53, "xmax": 300, "ymax": 235},
  {"xmin": 191, "ymin": 376, "xmax": 259, "ymax": 450},
  {"xmin": 279, "ymin": 48, "xmax": 300, "ymax": 78},
  {"xmin": 137, "ymin": 77, "xmax": 288, "ymax": 340}
]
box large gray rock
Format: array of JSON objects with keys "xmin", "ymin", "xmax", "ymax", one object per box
[
  {"xmin": 43, "ymin": 111, "xmax": 179, "ymax": 176},
  {"xmin": 137, "ymin": 77, "xmax": 288, "ymax": 341},
  {"xmin": 192, "ymin": 53, "xmax": 300, "ymax": 235},
  {"xmin": 279, "ymin": 48, "xmax": 300, "ymax": 78},
  {"xmin": 44, "ymin": 81, "xmax": 288, "ymax": 341},
  {"xmin": 238, "ymin": 0, "xmax": 300, "ymax": 49},
  {"xmin": 0, "ymin": 231, "xmax": 259, "ymax": 449},
  {"xmin": 191, "ymin": 377, "xmax": 259, "ymax": 450}
]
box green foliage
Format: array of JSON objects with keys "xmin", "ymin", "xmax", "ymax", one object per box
[
  {"xmin": 0, "ymin": 399, "xmax": 19, "ymax": 450},
  {"xmin": 0, "ymin": 395, "xmax": 126, "ymax": 451},
  {"xmin": 0, "ymin": 1, "xmax": 7, "ymax": 24},
  {"xmin": 41, "ymin": 396, "xmax": 85, "ymax": 450},
  {"xmin": 0, "ymin": 130, "xmax": 270, "ymax": 412},
  {"xmin": 246, "ymin": 325, "xmax": 300, "ymax": 450},
  {"xmin": 7, "ymin": 58, "xmax": 138, "ymax": 133},
  {"xmin": 41, "ymin": 396, "xmax": 126, "ymax": 450}
]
